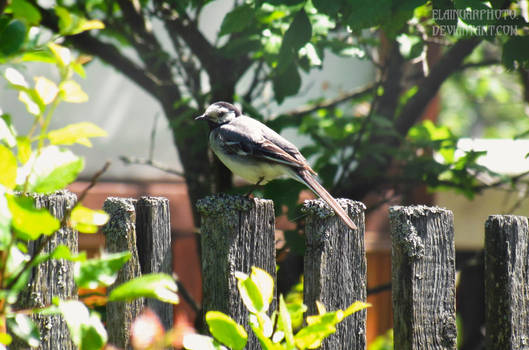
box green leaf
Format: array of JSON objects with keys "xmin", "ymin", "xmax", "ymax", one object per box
[
  {"xmin": 58, "ymin": 300, "xmax": 107, "ymax": 349},
  {"xmin": 345, "ymin": 0, "xmax": 391, "ymax": 31},
  {"xmin": 0, "ymin": 114, "xmax": 17, "ymax": 148},
  {"xmin": 48, "ymin": 122, "xmax": 107, "ymax": 147},
  {"xmin": 48, "ymin": 42, "xmax": 72, "ymax": 66},
  {"xmin": 273, "ymin": 61, "xmax": 301, "ymax": 104},
  {"xmin": 0, "ymin": 192, "xmax": 12, "ymax": 249},
  {"xmin": 18, "ymin": 90, "xmax": 43, "ymax": 115},
  {"xmin": 4, "ymin": 67, "xmax": 28, "ymax": 88},
  {"xmin": 502, "ymin": 36, "xmax": 529, "ymax": 70},
  {"xmin": 183, "ymin": 334, "xmax": 228, "ymax": 350},
  {"xmin": 71, "ymin": 205, "xmax": 109, "ymax": 233},
  {"xmin": 19, "ymin": 146, "xmax": 84, "ymax": 194},
  {"xmin": 206, "ymin": 311, "xmax": 248, "ymax": 350},
  {"xmin": 5, "ymin": 244, "xmax": 30, "ymax": 284},
  {"xmin": 108, "ymin": 273, "xmax": 179, "ymax": 304},
  {"xmin": 16, "ymin": 136, "xmax": 31, "ymax": 164},
  {"xmin": 235, "ymin": 267, "xmax": 274, "ymax": 314},
  {"xmin": 7, "ymin": 314, "xmax": 40, "ymax": 348},
  {"xmin": 281, "ymin": 9, "xmax": 312, "ymax": 53},
  {"xmin": 343, "ymin": 301, "xmax": 371, "ymax": 317},
  {"xmin": 219, "ymin": 4, "xmax": 254, "ymax": 36},
  {"xmin": 33, "ymin": 244, "xmax": 86, "ymax": 266},
  {"xmin": 7, "ymin": 194, "xmax": 60, "ymax": 240},
  {"xmin": 0, "ymin": 19, "xmax": 26, "ymax": 56},
  {"xmin": 278, "ymin": 295, "xmax": 295, "ymax": 348},
  {"xmin": 80, "ymin": 313, "xmax": 107, "ymax": 350},
  {"xmin": 396, "ymin": 34, "xmax": 424, "ymax": 60},
  {"xmin": 34, "ymin": 76, "xmax": 59, "ymax": 105},
  {"xmin": 60, "ymin": 80, "xmax": 88, "ymax": 103},
  {"xmin": 75, "ymin": 251, "xmax": 131, "ymax": 288},
  {"xmin": 0, "ymin": 332, "xmax": 12, "ymax": 345},
  {"xmin": 0, "ymin": 145, "xmax": 17, "ymax": 189},
  {"xmin": 11, "ymin": 0, "xmax": 42, "ymax": 25},
  {"xmin": 55, "ymin": 6, "xmax": 104, "ymax": 35}
]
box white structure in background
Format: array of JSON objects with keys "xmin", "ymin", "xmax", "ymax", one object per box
[
  {"xmin": 0, "ymin": 2, "xmax": 374, "ymax": 181},
  {"xmin": 436, "ymin": 138, "xmax": 529, "ymax": 249}
]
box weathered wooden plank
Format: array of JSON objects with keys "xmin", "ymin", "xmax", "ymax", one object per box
[
  {"xmin": 134, "ymin": 196, "xmax": 173, "ymax": 330},
  {"xmin": 103, "ymin": 197, "xmax": 143, "ymax": 350},
  {"xmin": 303, "ymin": 198, "xmax": 366, "ymax": 350},
  {"xmin": 484, "ymin": 215, "xmax": 529, "ymax": 349},
  {"xmin": 389, "ymin": 205, "xmax": 456, "ymax": 350},
  {"xmin": 197, "ymin": 194, "xmax": 276, "ymax": 350},
  {"xmin": 13, "ymin": 190, "xmax": 78, "ymax": 350}
]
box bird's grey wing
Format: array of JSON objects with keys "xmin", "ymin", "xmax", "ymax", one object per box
[{"xmin": 217, "ymin": 120, "xmax": 311, "ymax": 171}]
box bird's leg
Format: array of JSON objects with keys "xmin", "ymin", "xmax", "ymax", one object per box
[{"xmin": 245, "ymin": 177, "xmax": 265, "ymax": 198}]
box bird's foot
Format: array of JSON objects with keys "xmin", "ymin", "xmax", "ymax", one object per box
[{"xmin": 244, "ymin": 177, "xmax": 264, "ymax": 199}]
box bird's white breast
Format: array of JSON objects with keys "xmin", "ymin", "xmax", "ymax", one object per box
[{"xmin": 209, "ymin": 132, "xmax": 286, "ymax": 184}]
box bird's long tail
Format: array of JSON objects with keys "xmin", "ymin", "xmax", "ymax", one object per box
[{"xmin": 292, "ymin": 169, "xmax": 357, "ymax": 230}]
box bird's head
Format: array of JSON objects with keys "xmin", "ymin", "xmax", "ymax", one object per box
[{"xmin": 195, "ymin": 102, "xmax": 241, "ymax": 126}]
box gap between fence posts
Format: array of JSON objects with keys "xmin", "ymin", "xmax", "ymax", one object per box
[
  {"xmin": 103, "ymin": 197, "xmax": 143, "ymax": 350},
  {"xmin": 485, "ymin": 215, "xmax": 529, "ymax": 349},
  {"xmin": 12, "ymin": 190, "xmax": 78, "ymax": 350},
  {"xmin": 389, "ymin": 205, "xmax": 456, "ymax": 350},
  {"xmin": 303, "ymin": 198, "xmax": 367, "ymax": 350},
  {"xmin": 197, "ymin": 194, "xmax": 276, "ymax": 350}
]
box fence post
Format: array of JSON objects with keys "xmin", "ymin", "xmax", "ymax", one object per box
[
  {"xmin": 389, "ymin": 205, "xmax": 456, "ymax": 350},
  {"xmin": 134, "ymin": 196, "xmax": 173, "ymax": 330},
  {"xmin": 197, "ymin": 194, "xmax": 276, "ymax": 350},
  {"xmin": 12, "ymin": 190, "xmax": 78, "ymax": 350},
  {"xmin": 484, "ymin": 215, "xmax": 529, "ymax": 349},
  {"xmin": 103, "ymin": 197, "xmax": 143, "ymax": 349},
  {"xmin": 303, "ymin": 198, "xmax": 366, "ymax": 350}
]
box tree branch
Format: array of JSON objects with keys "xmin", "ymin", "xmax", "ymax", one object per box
[
  {"xmin": 395, "ymin": 38, "xmax": 482, "ymax": 136},
  {"xmin": 274, "ymin": 84, "xmax": 376, "ymax": 119},
  {"xmin": 119, "ymin": 156, "xmax": 185, "ymax": 177}
]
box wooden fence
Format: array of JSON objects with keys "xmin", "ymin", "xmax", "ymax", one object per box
[{"xmin": 14, "ymin": 191, "xmax": 529, "ymax": 349}]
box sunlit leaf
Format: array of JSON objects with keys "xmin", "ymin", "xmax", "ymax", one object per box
[
  {"xmin": 17, "ymin": 146, "xmax": 84, "ymax": 194},
  {"xmin": 0, "ymin": 191, "xmax": 12, "ymax": 249},
  {"xmin": 183, "ymin": 334, "xmax": 227, "ymax": 350},
  {"xmin": 71, "ymin": 205, "xmax": 109, "ymax": 233},
  {"xmin": 0, "ymin": 332, "xmax": 12, "ymax": 345},
  {"xmin": 34, "ymin": 76, "xmax": 59, "ymax": 105},
  {"xmin": 343, "ymin": 301, "xmax": 371, "ymax": 317},
  {"xmin": 6, "ymin": 194, "xmax": 60, "ymax": 240},
  {"xmin": 0, "ymin": 145, "xmax": 17, "ymax": 189},
  {"xmin": 278, "ymin": 295, "xmax": 295, "ymax": 347},
  {"xmin": 59, "ymin": 80, "xmax": 88, "ymax": 103},
  {"xmin": 18, "ymin": 90, "xmax": 42, "ymax": 115},
  {"xmin": 16, "ymin": 136, "xmax": 31, "ymax": 164},
  {"xmin": 48, "ymin": 42, "xmax": 72, "ymax": 66},
  {"xmin": 206, "ymin": 311, "xmax": 247, "ymax": 350},
  {"xmin": 6, "ymin": 314, "xmax": 40, "ymax": 348},
  {"xmin": 4, "ymin": 68, "xmax": 28, "ymax": 88},
  {"xmin": 235, "ymin": 266, "xmax": 274, "ymax": 314},
  {"xmin": 58, "ymin": 300, "xmax": 107, "ymax": 349},
  {"xmin": 75, "ymin": 19, "xmax": 105, "ymax": 34},
  {"xmin": 108, "ymin": 273, "xmax": 179, "ymax": 304},
  {"xmin": 48, "ymin": 122, "xmax": 107, "ymax": 147},
  {"xmin": 0, "ymin": 114, "xmax": 17, "ymax": 148},
  {"xmin": 75, "ymin": 251, "xmax": 131, "ymax": 288}
]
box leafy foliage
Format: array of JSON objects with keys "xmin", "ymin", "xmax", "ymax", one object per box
[
  {"xmin": 0, "ymin": 5, "xmax": 180, "ymax": 349},
  {"xmin": 184, "ymin": 267, "xmax": 370, "ymax": 350}
]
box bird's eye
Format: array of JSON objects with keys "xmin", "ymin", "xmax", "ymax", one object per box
[{"xmin": 218, "ymin": 112, "xmax": 225, "ymax": 117}]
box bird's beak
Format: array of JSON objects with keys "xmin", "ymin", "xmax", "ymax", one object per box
[{"xmin": 195, "ymin": 114, "xmax": 206, "ymax": 121}]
